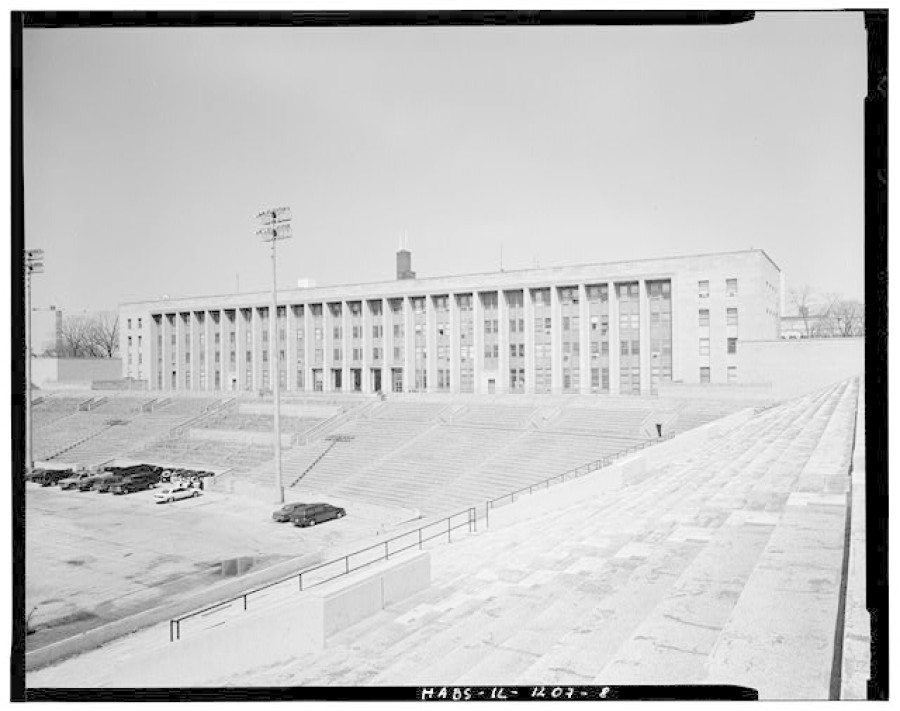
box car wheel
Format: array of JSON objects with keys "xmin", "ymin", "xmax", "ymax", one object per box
[
  {"xmin": 167, "ymin": 497, "xmax": 174, "ymax": 503},
  {"xmin": 192, "ymin": 491, "xmax": 199, "ymax": 497},
  {"xmin": 308, "ymin": 520, "xmax": 316, "ymax": 527}
]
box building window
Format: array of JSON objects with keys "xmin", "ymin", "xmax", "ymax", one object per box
[
  {"xmin": 137, "ymin": 318, "xmax": 142, "ymax": 329},
  {"xmin": 727, "ymin": 338, "xmax": 738, "ymax": 354},
  {"xmin": 699, "ymin": 338, "xmax": 710, "ymax": 356},
  {"xmin": 726, "ymin": 278, "xmax": 738, "ymax": 297},
  {"xmin": 727, "ymin": 308, "xmax": 738, "ymax": 326},
  {"xmin": 127, "ymin": 318, "xmax": 132, "ymax": 330},
  {"xmin": 699, "ymin": 280, "xmax": 710, "ymax": 299},
  {"xmin": 699, "ymin": 309, "xmax": 710, "ymax": 327},
  {"xmin": 727, "ymin": 366, "xmax": 738, "ymax": 383},
  {"xmin": 700, "ymin": 367, "xmax": 711, "ymax": 383}
]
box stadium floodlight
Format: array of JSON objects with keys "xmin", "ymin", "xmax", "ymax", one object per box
[
  {"xmin": 256, "ymin": 224, "xmax": 293, "ymax": 242},
  {"xmin": 256, "ymin": 206, "xmax": 292, "ymax": 226},
  {"xmin": 24, "ymin": 248, "xmax": 44, "ymax": 474},
  {"xmin": 256, "ymin": 207, "xmax": 292, "ymax": 504}
]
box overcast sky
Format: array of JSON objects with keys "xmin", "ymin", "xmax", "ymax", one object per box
[{"xmin": 23, "ymin": 11, "xmax": 866, "ymax": 313}]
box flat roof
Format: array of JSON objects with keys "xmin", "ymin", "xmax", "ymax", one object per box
[{"xmin": 121, "ymin": 248, "xmax": 780, "ymax": 309}]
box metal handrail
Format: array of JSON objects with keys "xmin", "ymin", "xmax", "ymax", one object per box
[
  {"xmin": 483, "ymin": 433, "xmax": 675, "ymax": 526},
  {"xmin": 169, "ymin": 506, "xmax": 476, "ymax": 642}
]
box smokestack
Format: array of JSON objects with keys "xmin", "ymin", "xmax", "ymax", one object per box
[{"xmin": 396, "ymin": 249, "xmax": 415, "ymax": 280}]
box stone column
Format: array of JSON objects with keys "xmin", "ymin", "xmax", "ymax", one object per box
[
  {"xmin": 189, "ymin": 312, "xmax": 200, "ymax": 391},
  {"xmin": 426, "ymin": 295, "xmax": 438, "ymax": 393},
  {"xmin": 404, "ymin": 297, "xmax": 415, "ymax": 392},
  {"xmin": 253, "ymin": 307, "xmax": 265, "ymax": 392},
  {"xmin": 550, "ymin": 286, "xmax": 563, "ymax": 395},
  {"xmin": 579, "ymin": 284, "xmax": 591, "ymax": 394},
  {"xmin": 342, "ymin": 302, "xmax": 352, "ymax": 392},
  {"xmin": 608, "ymin": 283, "xmax": 620, "ymax": 395},
  {"xmin": 322, "ymin": 305, "xmax": 334, "ymax": 392},
  {"xmin": 235, "ymin": 309, "xmax": 248, "ymax": 391},
  {"xmin": 449, "ymin": 294, "xmax": 461, "ymax": 394},
  {"xmin": 218, "ymin": 311, "xmax": 228, "ymax": 391},
  {"xmin": 473, "ymin": 292, "xmax": 484, "ymax": 395},
  {"xmin": 174, "ymin": 313, "xmax": 186, "ymax": 390},
  {"xmin": 639, "ymin": 279, "xmax": 651, "ymax": 395},
  {"xmin": 160, "ymin": 315, "xmax": 172, "ymax": 391},
  {"xmin": 285, "ymin": 306, "xmax": 296, "ymax": 392},
  {"xmin": 383, "ymin": 299, "xmax": 394, "ymax": 394},
  {"xmin": 362, "ymin": 300, "xmax": 373, "ymax": 394},
  {"xmin": 524, "ymin": 289, "xmax": 535, "ymax": 395},
  {"xmin": 203, "ymin": 311, "xmax": 214, "ymax": 391},
  {"xmin": 497, "ymin": 290, "xmax": 510, "ymax": 394},
  {"xmin": 303, "ymin": 306, "xmax": 314, "ymax": 392}
]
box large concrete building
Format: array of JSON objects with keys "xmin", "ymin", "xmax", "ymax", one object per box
[{"xmin": 119, "ymin": 249, "xmax": 781, "ymax": 396}]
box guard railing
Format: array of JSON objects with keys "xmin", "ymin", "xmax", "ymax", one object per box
[{"xmin": 169, "ymin": 506, "xmax": 476, "ymax": 642}]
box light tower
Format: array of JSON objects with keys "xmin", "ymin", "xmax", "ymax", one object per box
[
  {"xmin": 255, "ymin": 207, "xmax": 292, "ymax": 504},
  {"xmin": 24, "ymin": 248, "xmax": 44, "ymax": 474}
]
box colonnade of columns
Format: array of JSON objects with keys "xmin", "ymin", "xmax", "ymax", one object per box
[{"xmin": 149, "ymin": 279, "xmax": 665, "ymax": 397}]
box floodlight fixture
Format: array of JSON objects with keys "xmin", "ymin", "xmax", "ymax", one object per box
[{"xmin": 255, "ymin": 207, "xmax": 293, "ymax": 504}]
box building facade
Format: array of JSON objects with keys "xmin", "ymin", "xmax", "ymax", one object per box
[{"xmin": 119, "ymin": 249, "xmax": 781, "ymax": 396}]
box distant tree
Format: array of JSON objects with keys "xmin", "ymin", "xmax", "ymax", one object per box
[
  {"xmin": 88, "ymin": 312, "xmax": 120, "ymax": 358},
  {"xmin": 831, "ymin": 299, "xmax": 864, "ymax": 337},
  {"xmin": 789, "ymin": 286, "xmax": 817, "ymax": 338},
  {"xmin": 787, "ymin": 286, "xmax": 863, "ymax": 339},
  {"xmin": 58, "ymin": 315, "xmax": 95, "ymax": 358},
  {"xmin": 57, "ymin": 312, "xmax": 120, "ymax": 358}
]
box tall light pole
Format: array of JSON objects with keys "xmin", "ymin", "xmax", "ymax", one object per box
[
  {"xmin": 256, "ymin": 207, "xmax": 292, "ymax": 504},
  {"xmin": 24, "ymin": 248, "xmax": 44, "ymax": 474}
]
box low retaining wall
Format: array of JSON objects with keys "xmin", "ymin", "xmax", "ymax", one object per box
[
  {"xmin": 25, "ymin": 547, "xmax": 323, "ymax": 672},
  {"xmin": 80, "ymin": 551, "xmax": 431, "ymax": 687}
]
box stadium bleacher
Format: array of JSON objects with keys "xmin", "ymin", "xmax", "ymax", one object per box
[{"xmin": 26, "ymin": 378, "xmax": 861, "ymax": 696}]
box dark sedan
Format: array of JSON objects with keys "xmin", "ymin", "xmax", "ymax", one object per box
[
  {"xmin": 290, "ymin": 503, "xmax": 346, "ymax": 528},
  {"xmin": 272, "ymin": 502, "xmax": 308, "ymax": 523}
]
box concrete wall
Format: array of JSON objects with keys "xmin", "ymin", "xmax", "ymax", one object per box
[
  {"xmin": 737, "ymin": 337, "xmax": 864, "ymax": 400},
  {"xmin": 44, "ymin": 551, "xmax": 431, "ymax": 687},
  {"xmin": 33, "ymin": 358, "xmax": 123, "ymax": 388}
]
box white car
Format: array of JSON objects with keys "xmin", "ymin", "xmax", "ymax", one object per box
[{"xmin": 154, "ymin": 484, "xmax": 201, "ymax": 504}]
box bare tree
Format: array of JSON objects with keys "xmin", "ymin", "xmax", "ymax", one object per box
[
  {"xmin": 831, "ymin": 299, "xmax": 864, "ymax": 337},
  {"xmin": 789, "ymin": 286, "xmax": 817, "ymax": 338},
  {"xmin": 58, "ymin": 314, "xmax": 96, "ymax": 358},
  {"xmin": 88, "ymin": 312, "xmax": 120, "ymax": 358},
  {"xmin": 57, "ymin": 312, "xmax": 120, "ymax": 358},
  {"xmin": 814, "ymin": 292, "xmax": 842, "ymax": 338}
]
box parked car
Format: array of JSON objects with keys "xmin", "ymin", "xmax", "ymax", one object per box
[
  {"xmin": 111, "ymin": 477, "xmax": 156, "ymax": 495},
  {"xmin": 59, "ymin": 472, "xmax": 93, "ymax": 490},
  {"xmin": 97, "ymin": 475, "xmax": 128, "ymax": 493},
  {"xmin": 38, "ymin": 470, "xmax": 71, "ymax": 487},
  {"xmin": 26, "ymin": 468, "xmax": 47, "ymax": 483},
  {"xmin": 81, "ymin": 472, "xmax": 120, "ymax": 491},
  {"xmin": 290, "ymin": 503, "xmax": 346, "ymax": 528},
  {"xmin": 154, "ymin": 484, "xmax": 201, "ymax": 504},
  {"xmin": 272, "ymin": 502, "xmax": 309, "ymax": 523}
]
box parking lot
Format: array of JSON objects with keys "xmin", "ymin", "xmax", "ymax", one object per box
[{"xmin": 26, "ymin": 482, "xmax": 418, "ymax": 650}]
